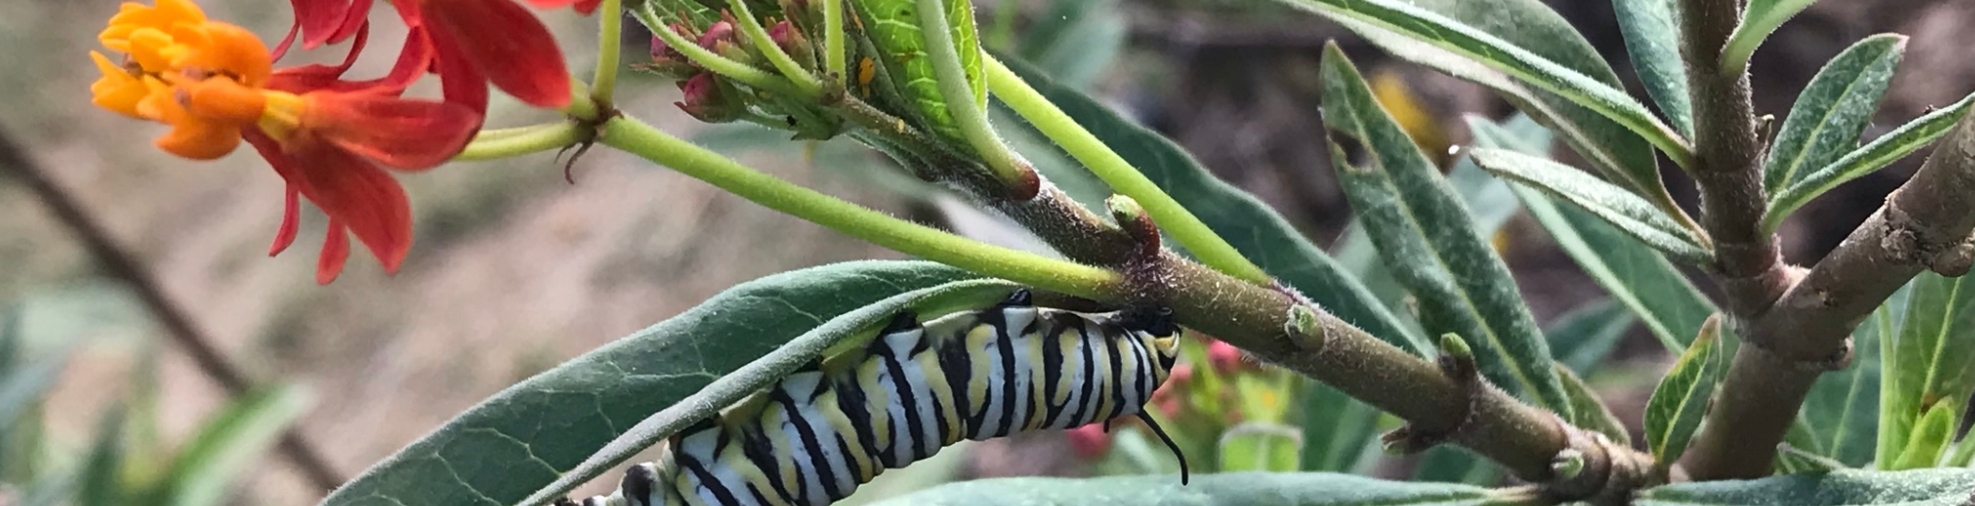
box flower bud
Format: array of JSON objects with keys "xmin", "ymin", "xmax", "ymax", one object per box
[
  {"xmin": 674, "ymin": 73, "xmax": 742, "ymax": 123},
  {"xmin": 768, "ymin": 20, "xmax": 816, "ymax": 69},
  {"xmin": 1065, "ymin": 424, "xmax": 1113, "ymax": 459},
  {"xmin": 1207, "ymin": 339, "xmax": 1244, "ymax": 374}
]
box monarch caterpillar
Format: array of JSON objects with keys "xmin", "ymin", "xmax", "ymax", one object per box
[{"xmin": 563, "ymin": 290, "xmax": 1187, "ymax": 506}]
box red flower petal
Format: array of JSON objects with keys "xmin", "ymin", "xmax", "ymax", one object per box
[
  {"xmin": 268, "ymin": 23, "xmax": 371, "ymax": 92},
  {"xmin": 270, "ymin": 184, "xmax": 302, "ymax": 256},
  {"xmin": 301, "ymin": 91, "xmax": 482, "ymax": 170},
  {"xmin": 288, "ymin": 0, "xmax": 370, "ymax": 49},
  {"xmin": 420, "ymin": 0, "xmax": 571, "ymax": 108},
  {"xmin": 317, "ymin": 220, "xmax": 352, "ymax": 284},
  {"xmin": 422, "ymin": 22, "xmax": 489, "ymax": 113},
  {"xmin": 246, "ymin": 132, "xmax": 414, "ymax": 278},
  {"xmin": 522, "ymin": 0, "xmax": 603, "ymax": 14}
]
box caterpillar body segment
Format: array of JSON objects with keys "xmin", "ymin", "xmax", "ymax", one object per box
[{"xmin": 565, "ymin": 291, "xmax": 1185, "ymax": 506}]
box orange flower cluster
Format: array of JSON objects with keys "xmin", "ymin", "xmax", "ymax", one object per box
[{"xmin": 90, "ymin": 0, "xmax": 592, "ymax": 283}]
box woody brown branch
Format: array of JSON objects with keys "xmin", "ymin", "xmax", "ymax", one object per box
[
  {"xmin": 895, "ymin": 138, "xmax": 1659, "ymax": 501},
  {"xmin": 1685, "ymin": 109, "xmax": 1975, "ymax": 479}
]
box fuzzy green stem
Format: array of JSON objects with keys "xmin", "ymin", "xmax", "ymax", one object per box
[
  {"xmin": 591, "ymin": 0, "xmax": 624, "ymax": 102},
  {"xmin": 635, "ymin": 6, "xmax": 799, "ymax": 95},
  {"xmin": 983, "ymin": 56, "xmax": 1273, "ymax": 285},
  {"xmin": 824, "ymin": 0, "xmax": 848, "ymax": 87},
  {"xmin": 912, "ymin": 0, "xmax": 1036, "ymax": 197},
  {"xmin": 455, "ymin": 123, "xmax": 585, "ymax": 161},
  {"xmin": 599, "ymin": 115, "xmax": 1119, "ymax": 298},
  {"xmin": 726, "ymin": 0, "xmax": 824, "ymax": 97},
  {"xmin": 563, "ymin": 78, "xmax": 601, "ymax": 120}
]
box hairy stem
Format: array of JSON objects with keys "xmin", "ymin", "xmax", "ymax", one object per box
[
  {"xmin": 1686, "ymin": 111, "xmax": 1975, "ymax": 479},
  {"xmin": 591, "ymin": 0, "xmax": 624, "ymax": 103},
  {"xmin": 983, "ymin": 57, "xmax": 1273, "ymax": 285},
  {"xmin": 635, "ymin": 6, "xmax": 804, "ymax": 97},
  {"xmin": 912, "ymin": 0, "xmax": 1037, "ymax": 197},
  {"xmin": 1679, "ymin": 0, "xmax": 1788, "ymax": 315},
  {"xmin": 823, "ymin": 0, "xmax": 847, "ymax": 87},
  {"xmin": 598, "ymin": 115, "xmax": 1118, "ymax": 298},
  {"xmin": 0, "ymin": 127, "xmax": 345, "ymax": 492},
  {"xmin": 454, "ymin": 123, "xmax": 585, "ymax": 161},
  {"xmin": 726, "ymin": 0, "xmax": 825, "ymax": 97}
]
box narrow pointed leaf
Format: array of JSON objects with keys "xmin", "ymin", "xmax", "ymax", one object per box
[
  {"xmin": 1640, "ymin": 468, "xmax": 1975, "ymax": 505},
  {"xmin": 159, "ymin": 385, "xmax": 310, "ymax": 506},
  {"xmin": 1889, "ymin": 402, "xmax": 1957, "ymax": 470},
  {"xmin": 876, "ymin": 472, "xmax": 1492, "ymax": 505},
  {"xmin": 1547, "ymin": 299, "xmax": 1637, "ymax": 374},
  {"xmin": 1557, "ymin": 363, "xmax": 1631, "ymax": 446},
  {"xmin": 1801, "ymin": 282, "xmax": 1908, "ymax": 467},
  {"xmin": 1645, "ymin": 314, "xmax": 1728, "ymax": 465},
  {"xmin": 1470, "ymin": 147, "xmax": 1711, "ymax": 264},
  {"xmin": 1320, "ymin": 46, "xmax": 1570, "ymax": 414},
  {"xmin": 1274, "ymin": 0, "xmax": 1693, "ymax": 173},
  {"xmin": 1299, "ymin": 383, "xmax": 1381, "ymax": 473},
  {"xmin": 1879, "ymin": 272, "xmax": 1975, "ymax": 471},
  {"xmin": 1775, "ymin": 444, "xmax": 1850, "ymax": 474},
  {"xmin": 1473, "ymin": 117, "xmax": 1716, "ymax": 352},
  {"xmin": 1612, "ymin": 0, "xmax": 1691, "ymax": 136},
  {"xmin": 1765, "ymin": 35, "xmax": 1907, "ymax": 191},
  {"xmin": 1333, "ymin": 134, "xmax": 1525, "ymax": 319},
  {"xmin": 1723, "ymin": 0, "xmax": 1821, "ymax": 76},
  {"xmin": 1218, "ymin": 422, "xmax": 1303, "ymax": 472},
  {"xmin": 1767, "ymin": 93, "xmax": 1975, "ymax": 233},
  {"xmin": 320, "ymin": 261, "xmax": 982, "ymax": 506},
  {"xmin": 996, "ymin": 55, "xmax": 1428, "ymax": 355},
  {"xmin": 77, "ymin": 408, "xmax": 127, "ymax": 506},
  {"xmin": 1412, "ymin": 447, "xmax": 1500, "ymax": 485}
]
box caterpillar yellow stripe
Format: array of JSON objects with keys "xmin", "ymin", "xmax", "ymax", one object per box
[{"xmin": 563, "ymin": 290, "xmax": 1186, "ymax": 506}]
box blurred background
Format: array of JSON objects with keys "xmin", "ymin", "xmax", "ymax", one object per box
[{"xmin": 1, "ymin": 0, "xmax": 1970, "ymax": 504}]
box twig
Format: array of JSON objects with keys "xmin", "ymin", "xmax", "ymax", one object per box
[
  {"xmin": 1685, "ymin": 110, "xmax": 1975, "ymax": 479},
  {"xmin": 1679, "ymin": 0, "xmax": 1791, "ymax": 315},
  {"xmin": 0, "ymin": 127, "xmax": 346, "ymax": 492}
]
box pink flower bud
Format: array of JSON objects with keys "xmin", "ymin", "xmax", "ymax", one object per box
[
  {"xmin": 1208, "ymin": 339, "xmax": 1243, "ymax": 373},
  {"xmin": 698, "ymin": 21, "xmax": 736, "ymax": 50},
  {"xmin": 1065, "ymin": 423, "xmax": 1113, "ymax": 459},
  {"xmin": 674, "ymin": 73, "xmax": 740, "ymax": 123}
]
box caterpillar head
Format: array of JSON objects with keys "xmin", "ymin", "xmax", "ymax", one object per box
[{"xmin": 1129, "ymin": 307, "xmax": 1182, "ymax": 372}]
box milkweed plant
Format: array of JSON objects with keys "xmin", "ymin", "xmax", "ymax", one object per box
[{"xmin": 81, "ymin": 0, "xmax": 1975, "ymax": 504}]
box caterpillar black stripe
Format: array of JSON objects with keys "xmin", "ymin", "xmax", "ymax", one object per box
[{"xmin": 564, "ymin": 290, "xmax": 1187, "ymax": 506}]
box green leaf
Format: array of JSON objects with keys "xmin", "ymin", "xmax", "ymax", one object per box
[
  {"xmin": 1777, "ymin": 439, "xmax": 1851, "ymax": 474},
  {"xmin": 1473, "ymin": 118, "xmax": 1715, "ymax": 352},
  {"xmin": 523, "ymin": 278, "xmax": 1021, "ymax": 506},
  {"xmin": 1546, "ymin": 299, "xmax": 1637, "ymax": 375},
  {"xmin": 319, "ymin": 261, "xmax": 981, "ymax": 506},
  {"xmin": 1723, "ymin": 0, "xmax": 1821, "ymax": 77},
  {"xmin": 1645, "ymin": 314, "xmax": 1728, "ymax": 466},
  {"xmin": 1411, "ymin": 447, "xmax": 1500, "ymax": 485},
  {"xmin": 1557, "ymin": 363, "xmax": 1631, "ymax": 445},
  {"xmin": 0, "ymin": 346, "xmax": 70, "ymax": 435},
  {"xmin": 1611, "ymin": 0, "xmax": 1691, "ymax": 136},
  {"xmin": 1880, "ymin": 272, "xmax": 1975, "ymax": 470},
  {"xmin": 1765, "ymin": 35, "xmax": 1907, "ymax": 192},
  {"xmin": 873, "ymin": 472, "xmax": 1493, "ymax": 505},
  {"xmin": 1890, "ymin": 402, "xmax": 1957, "ymax": 470},
  {"xmin": 1276, "ymin": 0, "xmax": 1693, "ymax": 178},
  {"xmin": 77, "ymin": 408, "xmax": 128, "ymax": 506},
  {"xmin": 1320, "ymin": 45, "xmax": 1569, "ymax": 415},
  {"xmin": 1469, "ymin": 146, "xmax": 1711, "ymax": 264},
  {"xmin": 1332, "ymin": 132, "xmax": 1526, "ymax": 322},
  {"xmin": 1767, "ymin": 93, "xmax": 1975, "ymax": 233},
  {"xmin": 1638, "ymin": 468, "xmax": 1975, "ymax": 505},
  {"xmin": 1017, "ymin": 0, "xmax": 1126, "ymax": 89},
  {"xmin": 853, "ymin": 0, "xmax": 987, "ymax": 142},
  {"xmin": 1218, "ymin": 422, "xmax": 1303, "ymax": 472},
  {"xmin": 994, "ymin": 55, "xmax": 1428, "ymax": 355},
  {"xmin": 1298, "ymin": 383, "xmax": 1381, "ymax": 473},
  {"xmin": 1802, "ymin": 282, "xmax": 1909, "ymax": 467},
  {"xmin": 158, "ymin": 386, "xmax": 310, "ymax": 506},
  {"xmin": 1319, "ymin": 44, "xmax": 1580, "ymax": 415}
]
